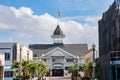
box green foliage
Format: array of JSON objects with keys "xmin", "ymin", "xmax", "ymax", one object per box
[
  {"xmin": 81, "ymin": 61, "xmax": 100, "ymax": 79},
  {"xmin": 12, "ymin": 61, "xmax": 19, "ymax": 69},
  {"xmin": 29, "ymin": 62, "xmax": 38, "ymax": 76},
  {"xmin": 16, "ymin": 74, "xmax": 31, "ymax": 79},
  {"xmin": 95, "ymin": 61, "xmax": 100, "ymax": 79},
  {"xmin": 37, "ymin": 62, "xmax": 49, "ymax": 80},
  {"xmin": 68, "ymin": 64, "xmax": 78, "ymax": 80},
  {"xmin": 12, "ymin": 60, "xmax": 49, "ymax": 80},
  {"xmin": 11, "ymin": 61, "xmax": 19, "ymax": 76},
  {"xmin": 81, "ymin": 61, "xmax": 93, "ymax": 78},
  {"xmin": 82, "ymin": 61, "xmax": 92, "ymax": 73},
  {"xmin": 12, "ymin": 60, "xmax": 47, "ymax": 79},
  {"xmin": 68, "ymin": 64, "xmax": 77, "ymax": 76}
]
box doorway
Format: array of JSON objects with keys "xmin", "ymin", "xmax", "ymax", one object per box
[{"xmin": 52, "ymin": 69, "xmax": 64, "ymax": 76}]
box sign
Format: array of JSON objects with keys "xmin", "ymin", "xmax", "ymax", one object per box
[
  {"xmin": 92, "ymin": 62, "xmax": 96, "ymax": 67},
  {"xmin": 0, "ymin": 60, "xmax": 2, "ymax": 66}
]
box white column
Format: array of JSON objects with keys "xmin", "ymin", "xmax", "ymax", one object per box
[{"xmin": 64, "ymin": 57, "xmax": 66, "ymax": 77}]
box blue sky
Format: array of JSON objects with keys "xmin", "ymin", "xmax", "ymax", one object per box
[
  {"xmin": 0, "ymin": 0, "xmax": 114, "ymax": 48},
  {"xmin": 0, "ymin": 0, "xmax": 114, "ymax": 17}
]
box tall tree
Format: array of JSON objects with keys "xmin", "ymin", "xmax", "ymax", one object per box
[
  {"xmin": 12, "ymin": 60, "xmax": 38, "ymax": 79},
  {"xmin": 68, "ymin": 64, "xmax": 78, "ymax": 80},
  {"xmin": 37, "ymin": 62, "xmax": 49, "ymax": 80},
  {"xmin": 11, "ymin": 61, "xmax": 19, "ymax": 76},
  {"xmin": 82, "ymin": 62, "xmax": 92, "ymax": 78}
]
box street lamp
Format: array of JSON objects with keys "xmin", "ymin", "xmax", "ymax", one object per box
[{"xmin": 92, "ymin": 44, "xmax": 96, "ymax": 80}]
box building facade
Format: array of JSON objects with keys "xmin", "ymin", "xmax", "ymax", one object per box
[
  {"xmin": 29, "ymin": 24, "xmax": 88, "ymax": 76},
  {"xmin": 99, "ymin": 0, "xmax": 120, "ymax": 80},
  {"xmin": 0, "ymin": 42, "xmax": 33, "ymax": 80},
  {"xmin": 84, "ymin": 49, "xmax": 99, "ymax": 63}
]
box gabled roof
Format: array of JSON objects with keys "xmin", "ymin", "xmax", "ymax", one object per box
[
  {"xmin": 29, "ymin": 44, "xmax": 88, "ymax": 57},
  {"xmin": 41, "ymin": 47, "xmax": 76, "ymax": 58},
  {"xmin": 51, "ymin": 25, "xmax": 65, "ymax": 38}
]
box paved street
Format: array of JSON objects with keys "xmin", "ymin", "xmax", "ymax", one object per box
[{"xmin": 46, "ymin": 77, "xmax": 71, "ymax": 80}]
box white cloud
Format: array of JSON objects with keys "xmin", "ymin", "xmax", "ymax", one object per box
[
  {"xmin": 0, "ymin": 5, "xmax": 98, "ymax": 48},
  {"xmin": 84, "ymin": 16, "xmax": 101, "ymax": 23},
  {"xmin": 10, "ymin": 7, "xmax": 33, "ymax": 17}
]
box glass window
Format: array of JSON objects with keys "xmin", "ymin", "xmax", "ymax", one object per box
[
  {"xmin": 5, "ymin": 52, "xmax": 10, "ymax": 61},
  {"xmin": 33, "ymin": 54, "xmax": 37, "ymax": 57},
  {"xmin": 66, "ymin": 59, "xmax": 74, "ymax": 62},
  {"xmin": 4, "ymin": 71, "xmax": 13, "ymax": 77},
  {"xmin": 52, "ymin": 59, "xmax": 55, "ymax": 62},
  {"xmin": 65, "ymin": 67, "xmax": 69, "ymax": 70}
]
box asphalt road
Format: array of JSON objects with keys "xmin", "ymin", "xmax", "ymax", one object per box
[{"xmin": 46, "ymin": 77, "xmax": 71, "ymax": 80}]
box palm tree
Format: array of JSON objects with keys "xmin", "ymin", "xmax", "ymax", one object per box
[
  {"xmin": 12, "ymin": 60, "xmax": 38, "ymax": 79},
  {"xmin": 11, "ymin": 61, "xmax": 19, "ymax": 76},
  {"xmin": 68, "ymin": 64, "xmax": 78, "ymax": 80},
  {"xmin": 29, "ymin": 62, "xmax": 38, "ymax": 78},
  {"xmin": 82, "ymin": 62, "xmax": 92, "ymax": 79},
  {"xmin": 22, "ymin": 60, "xmax": 31, "ymax": 76},
  {"xmin": 37, "ymin": 62, "xmax": 49, "ymax": 80},
  {"xmin": 82, "ymin": 61, "xmax": 100, "ymax": 79}
]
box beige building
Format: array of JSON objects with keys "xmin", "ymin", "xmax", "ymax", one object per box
[
  {"xmin": 84, "ymin": 48, "xmax": 99, "ymax": 63},
  {"xmin": 84, "ymin": 49, "xmax": 93, "ymax": 63}
]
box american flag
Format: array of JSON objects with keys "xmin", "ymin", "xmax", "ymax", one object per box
[{"xmin": 58, "ymin": 11, "xmax": 61, "ymax": 17}]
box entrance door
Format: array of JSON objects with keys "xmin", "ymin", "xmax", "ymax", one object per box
[
  {"xmin": 52, "ymin": 69, "xmax": 64, "ymax": 76},
  {"xmin": 111, "ymin": 65, "xmax": 120, "ymax": 80}
]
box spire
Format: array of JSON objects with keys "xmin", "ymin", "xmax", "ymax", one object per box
[
  {"xmin": 51, "ymin": 25, "xmax": 65, "ymax": 44},
  {"xmin": 51, "ymin": 25, "xmax": 65, "ymax": 38},
  {"xmin": 115, "ymin": 0, "xmax": 120, "ymax": 8}
]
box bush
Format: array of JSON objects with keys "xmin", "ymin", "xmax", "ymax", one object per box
[
  {"xmin": 23, "ymin": 74, "xmax": 31, "ymax": 79},
  {"xmin": 16, "ymin": 75, "xmax": 24, "ymax": 78},
  {"xmin": 16, "ymin": 74, "xmax": 31, "ymax": 79}
]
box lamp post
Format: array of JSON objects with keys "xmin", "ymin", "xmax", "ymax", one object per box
[
  {"xmin": 27, "ymin": 50, "xmax": 29, "ymax": 61},
  {"xmin": 92, "ymin": 44, "xmax": 96, "ymax": 80},
  {"xmin": 77, "ymin": 56, "xmax": 79, "ymax": 80}
]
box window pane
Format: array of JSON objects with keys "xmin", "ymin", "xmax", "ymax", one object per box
[{"xmin": 5, "ymin": 53, "xmax": 10, "ymax": 61}]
